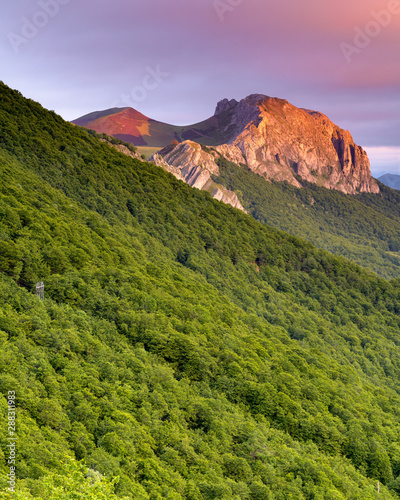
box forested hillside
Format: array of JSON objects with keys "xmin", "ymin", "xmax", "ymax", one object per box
[
  {"xmin": 2, "ymin": 82, "xmax": 400, "ymax": 499},
  {"xmin": 213, "ymin": 158, "xmax": 400, "ymax": 279}
]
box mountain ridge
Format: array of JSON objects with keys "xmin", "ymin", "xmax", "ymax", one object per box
[
  {"xmin": 71, "ymin": 93, "xmax": 400, "ymax": 279},
  {"xmin": 73, "ymin": 94, "xmax": 379, "ymax": 196},
  {"xmin": 379, "ymin": 173, "xmax": 400, "ymax": 190}
]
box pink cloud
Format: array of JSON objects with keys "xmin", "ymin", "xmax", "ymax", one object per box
[{"xmin": 1, "ymin": 0, "xmax": 399, "ymax": 147}]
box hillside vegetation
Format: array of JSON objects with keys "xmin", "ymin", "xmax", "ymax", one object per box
[
  {"xmin": 2, "ymin": 82, "xmax": 400, "ymax": 499},
  {"xmin": 212, "ymin": 157, "xmax": 400, "ymax": 279}
]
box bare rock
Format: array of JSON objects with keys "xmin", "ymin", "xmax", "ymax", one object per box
[
  {"xmin": 211, "ymin": 95, "xmax": 379, "ymax": 194},
  {"xmin": 151, "ymin": 141, "xmax": 245, "ymax": 212}
]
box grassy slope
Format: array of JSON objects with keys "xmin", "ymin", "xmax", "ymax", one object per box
[
  {"xmin": 1, "ymin": 83, "xmax": 400, "ymax": 498},
  {"xmin": 74, "ymin": 107, "xmax": 236, "ymax": 148},
  {"xmin": 136, "ymin": 146, "xmax": 162, "ymax": 160}
]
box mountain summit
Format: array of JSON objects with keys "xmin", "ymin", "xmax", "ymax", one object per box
[{"xmin": 73, "ymin": 94, "xmax": 379, "ymax": 195}]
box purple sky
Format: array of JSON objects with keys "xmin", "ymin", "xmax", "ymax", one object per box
[{"xmin": 1, "ymin": 0, "xmax": 400, "ymax": 175}]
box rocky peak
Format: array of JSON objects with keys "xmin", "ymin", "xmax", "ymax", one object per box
[
  {"xmin": 244, "ymin": 94, "xmax": 270, "ymax": 105},
  {"xmin": 212, "ymin": 94, "xmax": 379, "ymax": 194},
  {"xmin": 214, "ymin": 98, "xmax": 238, "ymax": 116},
  {"xmin": 76, "ymin": 93, "xmax": 379, "ymax": 196}
]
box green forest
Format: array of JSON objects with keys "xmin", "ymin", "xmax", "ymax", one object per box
[
  {"xmin": 1, "ymin": 82, "xmax": 400, "ymax": 498},
  {"xmin": 213, "ymin": 157, "xmax": 400, "ymax": 279}
]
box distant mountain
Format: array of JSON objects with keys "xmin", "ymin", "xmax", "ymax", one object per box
[
  {"xmin": 379, "ymin": 173, "xmax": 400, "ymax": 190},
  {"xmin": 74, "ymin": 94, "xmax": 379, "ymax": 195},
  {"xmin": 72, "ymin": 106, "xmax": 230, "ymax": 147}
]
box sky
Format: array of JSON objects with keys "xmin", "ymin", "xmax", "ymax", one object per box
[{"xmin": 1, "ymin": 0, "xmax": 399, "ymax": 176}]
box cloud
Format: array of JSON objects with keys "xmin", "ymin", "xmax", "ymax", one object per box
[{"xmin": 0, "ymin": 0, "xmax": 399, "ymax": 146}]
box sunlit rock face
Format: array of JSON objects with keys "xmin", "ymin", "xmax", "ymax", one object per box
[
  {"xmin": 209, "ymin": 94, "xmax": 379, "ymax": 194},
  {"xmin": 75, "ymin": 94, "xmax": 379, "ymax": 195},
  {"xmin": 152, "ymin": 141, "xmax": 245, "ymax": 212}
]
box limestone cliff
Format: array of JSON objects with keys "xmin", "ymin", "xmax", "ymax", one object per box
[
  {"xmin": 76, "ymin": 93, "xmax": 379, "ymax": 198},
  {"xmin": 151, "ymin": 141, "xmax": 245, "ymax": 212},
  {"xmin": 153, "ymin": 94, "xmax": 379, "ymax": 195},
  {"xmin": 219, "ymin": 95, "xmax": 378, "ymax": 193}
]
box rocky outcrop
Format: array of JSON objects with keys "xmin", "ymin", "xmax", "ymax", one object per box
[
  {"xmin": 208, "ymin": 95, "xmax": 379, "ymax": 194},
  {"xmin": 151, "ymin": 152, "xmax": 185, "ymax": 182},
  {"xmin": 76, "ymin": 93, "xmax": 379, "ymax": 196},
  {"xmin": 99, "ymin": 139, "xmax": 142, "ymax": 160},
  {"xmin": 152, "ymin": 94, "xmax": 379, "ymax": 196},
  {"xmin": 151, "ymin": 141, "xmax": 245, "ymax": 212}
]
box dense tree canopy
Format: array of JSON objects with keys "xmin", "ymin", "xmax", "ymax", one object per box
[
  {"xmin": 213, "ymin": 157, "xmax": 400, "ymax": 279},
  {"xmin": 1, "ymin": 82, "xmax": 400, "ymax": 498}
]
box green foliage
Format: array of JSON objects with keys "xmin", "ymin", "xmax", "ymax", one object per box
[
  {"xmin": 1, "ymin": 457, "xmax": 131, "ymax": 499},
  {"xmin": 213, "ymin": 157, "xmax": 400, "ymax": 279},
  {"xmin": 1, "ymin": 81, "xmax": 400, "ymax": 498},
  {"xmin": 86, "ymin": 129, "xmax": 138, "ymax": 153}
]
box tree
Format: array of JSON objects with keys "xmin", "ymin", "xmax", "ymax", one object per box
[{"xmin": 2, "ymin": 457, "xmax": 131, "ymax": 500}]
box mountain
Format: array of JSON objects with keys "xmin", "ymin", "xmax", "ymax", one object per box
[
  {"xmin": 74, "ymin": 97, "xmax": 400, "ymax": 279},
  {"xmin": 379, "ymin": 173, "xmax": 400, "ymax": 190},
  {"xmin": 74, "ymin": 94, "xmax": 379, "ymax": 195},
  {"xmin": 152, "ymin": 140, "xmax": 245, "ymax": 211},
  {"xmin": 73, "ymin": 109, "xmax": 245, "ymax": 211},
  {"xmin": 72, "ymin": 106, "xmax": 227, "ymax": 147},
  {"xmin": 4, "ymin": 82, "xmax": 400, "ymax": 499}
]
